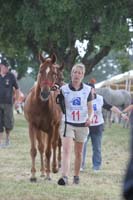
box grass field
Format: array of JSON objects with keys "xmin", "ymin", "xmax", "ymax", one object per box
[{"xmin": 0, "ymin": 114, "xmax": 130, "ymax": 200}]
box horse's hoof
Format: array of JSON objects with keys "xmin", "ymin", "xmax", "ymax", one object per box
[
  {"xmin": 40, "ymin": 174, "xmax": 45, "ymax": 178},
  {"xmin": 52, "ymin": 168, "xmax": 58, "ymax": 173},
  {"xmin": 45, "ymin": 176, "xmax": 51, "ymax": 181},
  {"xmin": 30, "ymin": 177, "xmax": 37, "ymax": 182},
  {"xmin": 58, "ymin": 163, "xmax": 61, "ymax": 168}
]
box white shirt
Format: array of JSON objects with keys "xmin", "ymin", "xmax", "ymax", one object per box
[{"xmin": 90, "ymin": 94, "xmax": 104, "ymax": 126}]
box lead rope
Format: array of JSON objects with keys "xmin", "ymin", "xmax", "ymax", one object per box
[
  {"xmin": 63, "ymin": 108, "xmax": 67, "ymax": 137},
  {"xmin": 55, "ymin": 88, "xmax": 67, "ymax": 137}
]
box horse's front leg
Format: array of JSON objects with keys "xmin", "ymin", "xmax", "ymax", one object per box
[
  {"xmin": 58, "ymin": 136, "xmax": 62, "ymax": 169},
  {"xmin": 52, "ymin": 126, "xmax": 60, "ymax": 173},
  {"xmin": 36, "ymin": 131, "xmax": 45, "ymax": 177},
  {"xmin": 52, "ymin": 141, "xmax": 58, "ymax": 173},
  {"xmin": 45, "ymin": 135, "xmax": 52, "ymax": 180},
  {"xmin": 29, "ymin": 124, "xmax": 37, "ymax": 182}
]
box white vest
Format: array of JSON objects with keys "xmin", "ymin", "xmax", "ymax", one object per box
[
  {"xmin": 90, "ymin": 94, "xmax": 104, "ymax": 126},
  {"xmin": 61, "ymin": 84, "xmax": 91, "ymax": 124}
]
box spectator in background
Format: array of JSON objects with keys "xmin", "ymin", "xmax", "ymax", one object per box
[
  {"xmin": 123, "ymin": 101, "xmax": 133, "ymax": 200},
  {"xmin": 80, "ymin": 83, "xmax": 129, "ymax": 172},
  {"xmin": 0, "ymin": 57, "xmax": 19, "ymax": 148}
]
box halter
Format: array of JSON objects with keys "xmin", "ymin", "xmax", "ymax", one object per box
[
  {"xmin": 40, "ymin": 80, "xmax": 55, "ymax": 88},
  {"xmin": 40, "ymin": 80, "xmax": 60, "ymax": 91}
]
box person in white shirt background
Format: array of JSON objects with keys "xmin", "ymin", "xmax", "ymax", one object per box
[{"xmin": 80, "ymin": 83, "xmax": 128, "ymax": 172}]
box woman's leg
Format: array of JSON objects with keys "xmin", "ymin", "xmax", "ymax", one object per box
[
  {"xmin": 90, "ymin": 126, "xmax": 103, "ymax": 170},
  {"xmin": 61, "ymin": 136, "xmax": 73, "ymax": 177},
  {"xmin": 81, "ymin": 133, "xmax": 90, "ymax": 169},
  {"xmin": 74, "ymin": 141, "xmax": 84, "ymax": 176}
]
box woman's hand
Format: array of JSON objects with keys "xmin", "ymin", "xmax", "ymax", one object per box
[
  {"xmin": 85, "ymin": 118, "xmax": 91, "ymax": 126},
  {"xmin": 121, "ymin": 113, "xmax": 129, "ymax": 121}
]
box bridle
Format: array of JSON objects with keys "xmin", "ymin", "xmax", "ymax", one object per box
[
  {"xmin": 40, "ymin": 79, "xmax": 60, "ymax": 91},
  {"xmin": 40, "ymin": 80, "xmax": 55, "ymax": 88}
]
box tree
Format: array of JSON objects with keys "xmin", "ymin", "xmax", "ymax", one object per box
[{"xmin": 0, "ymin": 0, "xmax": 133, "ymax": 79}]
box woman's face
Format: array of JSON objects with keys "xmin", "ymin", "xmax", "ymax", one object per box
[{"xmin": 71, "ymin": 67, "xmax": 84, "ymax": 83}]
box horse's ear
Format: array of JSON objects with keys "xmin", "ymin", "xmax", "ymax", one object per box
[
  {"xmin": 39, "ymin": 53, "xmax": 45, "ymax": 63},
  {"xmin": 51, "ymin": 53, "xmax": 57, "ymax": 63},
  {"xmin": 59, "ymin": 62, "xmax": 64, "ymax": 71}
]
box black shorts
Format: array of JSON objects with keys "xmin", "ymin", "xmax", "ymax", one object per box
[{"xmin": 0, "ymin": 104, "xmax": 14, "ymax": 132}]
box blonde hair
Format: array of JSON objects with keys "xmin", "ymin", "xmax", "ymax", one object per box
[{"xmin": 71, "ymin": 63, "xmax": 85, "ymax": 75}]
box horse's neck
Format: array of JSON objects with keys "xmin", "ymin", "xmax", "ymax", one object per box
[{"xmin": 34, "ymin": 84, "xmax": 41, "ymax": 100}]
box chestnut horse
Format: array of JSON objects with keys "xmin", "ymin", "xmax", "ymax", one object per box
[{"xmin": 24, "ymin": 54, "xmax": 63, "ymax": 181}]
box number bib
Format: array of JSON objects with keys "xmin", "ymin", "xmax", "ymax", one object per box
[
  {"xmin": 90, "ymin": 94, "xmax": 104, "ymax": 126},
  {"xmin": 61, "ymin": 84, "xmax": 91, "ymax": 123}
]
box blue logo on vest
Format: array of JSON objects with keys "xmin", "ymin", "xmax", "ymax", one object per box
[
  {"xmin": 93, "ymin": 104, "xmax": 97, "ymax": 111},
  {"xmin": 72, "ymin": 97, "xmax": 81, "ymax": 105}
]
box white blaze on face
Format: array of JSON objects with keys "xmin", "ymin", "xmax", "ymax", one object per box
[{"xmin": 46, "ymin": 66, "xmax": 50, "ymax": 76}]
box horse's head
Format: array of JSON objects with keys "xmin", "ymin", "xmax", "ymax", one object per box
[
  {"xmin": 37, "ymin": 53, "xmax": 64, "ymax": 101},
  {"xmin": 55, "ymin": 62, "xmax": 64, "ymax": 87}
]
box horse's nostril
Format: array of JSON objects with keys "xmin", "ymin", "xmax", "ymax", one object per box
[{"xmin": 40, "ymin": 91, "xmax": 50, "ymax": 100}]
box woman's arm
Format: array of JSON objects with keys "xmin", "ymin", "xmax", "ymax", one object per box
[
  {"xmin": 85, "ymin": 101, "xmax": 94, "ymax": 126},
  {"xmin": 123, "ymin": 105, "xmax": 133, "ymax": 113},
  {"xmin": 111, "ymin": 106, "xmax": 129, "ymax": 120}
]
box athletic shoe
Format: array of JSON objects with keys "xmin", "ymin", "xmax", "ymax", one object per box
[
  {"xmin": 93, "ymin": 169, "xmax": 100, "ymax": 173},
  {"xmin": 57, "ymin": 176, "xmax": 68, "ymax": 185},
  {"xmin": 73, "ymin": 176, "xmax": 80, "ymax": 184},
  {"xmin": 93, "ymin": 167, "xmax": 101, "ymax": 173},
  {"xmin": 5, "ymin": 139, "xmax": 10, "ymax": 147},
  {"xmin": 80, "ymin": 167, "xmax": 84, "ymax": 172}
]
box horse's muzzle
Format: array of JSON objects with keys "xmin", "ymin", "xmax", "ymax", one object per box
[{"xmin": 40, "ymin": 90, "xmax": 50, "ymax": 101}]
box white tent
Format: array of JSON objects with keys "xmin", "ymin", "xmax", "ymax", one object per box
[{"xmin": 95, "ymin": 70, "xmax": 133, "ymax": 94}]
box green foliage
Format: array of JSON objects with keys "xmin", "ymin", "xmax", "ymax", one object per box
[
  {"xmin": 85, "ymin": 50, "xmax": 132, "ymax": 82},
  {"xmin": 0, "ymin": 0, "xmax": 132, "ymax": 79},
  {"xmin": 116, "ymin": 51, "xmax": 133, "ymax": 72}
]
